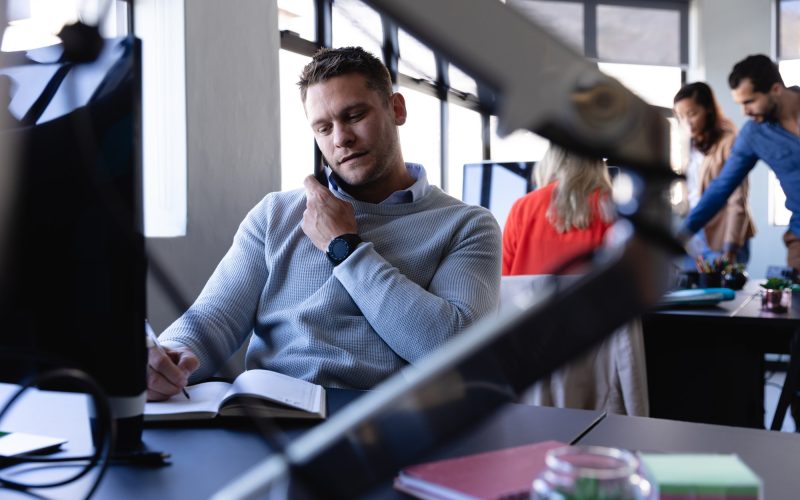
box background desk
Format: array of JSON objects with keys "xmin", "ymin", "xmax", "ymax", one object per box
[{"xmin": 643, "ymin": 283, "xmax": 799, "ymax": 428}]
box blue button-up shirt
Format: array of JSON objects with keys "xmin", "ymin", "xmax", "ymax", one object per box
[
  {"xmin": 684, "ymin": 108, "xmax": 800, "ymax": 238},
  {"xmin": 328, "ymin": 163, "xmax": 430, "ymax": 204}
]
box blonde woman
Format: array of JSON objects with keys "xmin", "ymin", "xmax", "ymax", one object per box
[{"xmin": 502, "ymin": 144, "xmax": 615, "ymax": 275}]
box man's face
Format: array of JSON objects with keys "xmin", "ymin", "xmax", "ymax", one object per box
[
  {"xmin": 732, "ymin": 78, "xmax": 779, "ymax": 123},
  {"xmin": 304, "ymin": 73, "xmax": 406, "ymax": 190}
]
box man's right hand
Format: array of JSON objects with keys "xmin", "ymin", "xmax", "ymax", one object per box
[{"xmin": 146, "ymin": 346, "xmax": 199, "ymax": 401}]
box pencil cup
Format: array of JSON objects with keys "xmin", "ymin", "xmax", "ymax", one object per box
[
  {"xmin": 761, "ymin": 288, "xmax": 792, "ymax": 313},
  {"xmin": 531, "ymin": 445, "xmax": 654, "ymax": 499},
  {"xmin": 697, "ymin": 272, "xmax": 722, "ymax": 289}
]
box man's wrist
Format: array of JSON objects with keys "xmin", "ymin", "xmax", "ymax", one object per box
[{"xmin": 326, "ymin": 233, "xmax": 362, "ymax": 266}]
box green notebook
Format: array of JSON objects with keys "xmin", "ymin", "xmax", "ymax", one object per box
[{"xmin": 639, "ymin": 453, "xmax": 761, "ymax": 499}]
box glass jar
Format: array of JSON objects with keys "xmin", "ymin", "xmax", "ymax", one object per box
[
  {"xmin": 531, "ymin": 445, "xmax": 653, "ymax": 499},
  {"xmin": 761, "ymin": 288, "xmax": 792, "ymax": 313}
]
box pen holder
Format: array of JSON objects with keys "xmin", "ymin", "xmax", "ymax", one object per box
[
  {"xmin": 761, "ymin": 288, "xmax": 792, "ymax": 313},
  {"xmin": 697, "ymin": 272, "xmax": 722, "ymax": 289}
]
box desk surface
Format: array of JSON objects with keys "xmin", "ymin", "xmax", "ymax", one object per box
[
  {"xmin": 5, "ymin": 387, "xmax": 800, "ymax": 499},
  {"xmin": 650, "ymin": 281, "xmax": 800, "ymax": 326},
  {"xmin": 0, "ymin": 390, "xmax": 602, "ymax": 500},
  {"xmin": 580, "ymin": 413, "xmax": 800, "ymax": 500}
]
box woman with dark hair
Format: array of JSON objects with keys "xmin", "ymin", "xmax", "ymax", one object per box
[{"xmin": 673, "ymin": 82, "xmax": 755, "ymax": 266}]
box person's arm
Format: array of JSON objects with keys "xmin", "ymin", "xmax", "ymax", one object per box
[
  {"xmin": 159, "ymin": 198, "xmax": 272, "ymax": 382},
  {"xmin": 302, "ymin": 176, "xmax": 502, "ymax": 363},
  {"xmin": 333, "ymin": 218, "xmax": 501, "ymax": 363},
  {"xmin": 717, "ymin": 135, "xmax": 753, "ymax": 258},
  {"xmin": 682, "ymin": 129, "xmax": 758, "ymax": 239}
]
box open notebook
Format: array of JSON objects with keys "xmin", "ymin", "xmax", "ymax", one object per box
[{"xmin": 144, "ymin": 369, "xmax": 326, "ymax": 421}]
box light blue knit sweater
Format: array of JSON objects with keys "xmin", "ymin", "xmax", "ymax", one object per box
[{"xmin": 161, "ymin": 180, "xmax": 501, "ymax": 389}]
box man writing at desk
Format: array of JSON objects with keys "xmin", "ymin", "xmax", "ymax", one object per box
[
  {"xmin": 682, "ymin": 54, "xmax": 800, "ymax": 271},
  {"xmin": 145, "ymin": 47, "xmax": 502, "ymax": 401}
]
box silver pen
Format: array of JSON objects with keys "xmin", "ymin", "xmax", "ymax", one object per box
[{"xmin": 145, "ymin": 320, "xmax": 190, "ymax": 399}]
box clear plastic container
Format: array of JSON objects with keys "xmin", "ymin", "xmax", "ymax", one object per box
[{"xmin": 531, "ymin": 445, "xmax": 653, "ymax": 499}]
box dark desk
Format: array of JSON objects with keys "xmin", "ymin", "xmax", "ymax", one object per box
[
  {"xmin": 6, "ymin": 386, "xmax": 800, "ymax": 499},
  {"xmin": 580, "ymin": 413, "xmax": 800, "ymax": 500},
  {"xmin": 643, "ymin": 282, "xmax": 800, "ymax": 429},
  {"xmin": 0, "ymin": 390, "xmax": 602, "ymax": 500}
]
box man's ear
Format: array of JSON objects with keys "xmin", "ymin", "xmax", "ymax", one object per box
[
  {"xmin": 771, "ymin": 82, "xmax": 783, "ymax": 95},
  {"xmin": 391, "ymin": 92, "xmax": 407, "ymax": 125}
]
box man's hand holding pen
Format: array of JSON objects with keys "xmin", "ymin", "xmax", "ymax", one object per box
[{"xmin": 145, "ymin": 326, "xmax": 199, "ymax": 402}]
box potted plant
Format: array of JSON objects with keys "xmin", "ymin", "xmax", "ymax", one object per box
[
  {"xmin": 760, "ymin": 278, "xmax": 793, "ymax": 313},
  {"xmin": 722, "ymin": 263, "xmax": 748, "ymax": 290}
]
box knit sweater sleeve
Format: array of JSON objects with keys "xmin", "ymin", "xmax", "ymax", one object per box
[
  {"xmin": 160, "ymin": 199, "xmax": 270, "ymax": 381},
  {"xmin": 332, "ymin": 208, "xmax": 502, "ymax": 363}
]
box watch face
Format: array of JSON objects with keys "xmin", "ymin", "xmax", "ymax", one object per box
[{"xmin": 329, "ymin": 238, "xmax": 350, "ymax": 261}]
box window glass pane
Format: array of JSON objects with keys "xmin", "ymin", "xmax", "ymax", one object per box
[
  {"xmin": 769, "ymin": 171, "xmax": 792, "ymax": 226},
  {"xmin": 399, "ymin": 29, "xmax": 436, "ymax": 81},
  {"xmin": 597, "ymin": 5, "xmax": 680, "ymax": 66},
  {"xmin": 280, "ymin": 50, "xmax": 314, "ymax": 191},
  {"xmin": 449, "ymin": 63, "xmax": 478, "ymax": 96},
  {"xmin": 332, "ymin": 0, "xmax": 382, "ymax": 57},
  {"xmin": 2, "ymin": 0, "xmax": 79, "ymax": 51},
  {"xmin": 277, "ymin": 0, "xmax": 315, "ymax": 41},
  {"xmin": 780, "ymin": 58, "xmax": 800, "ymax": 85},
  {"xmin": 399, "ymin": 85, "xmax": 441, "ymax": 187},
  {"xmin": 507, "ymin": 0, "xmax": 584, "ymax": 54},
  {"xmin": 780, "ymin": 0, "xmax": 800, "ymax": 60},
  {"xmin": 448, "ymin": 104, "xmax": 482, "ymax": 198},
  {"xmin": 598, "ymin": 62, "xmax": 681, "ymax": 109},
  {"xmin": 490, "ymin": 116, "xmax": 550, "ymax": 163}
]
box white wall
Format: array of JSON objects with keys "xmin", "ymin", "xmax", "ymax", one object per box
[
  {"xmin": 146, "ymin": 0, "xmax": 281, "ymax": 332},
  {"xmin": 690, "ymin": 0, "xmax": 784, "ymax": 278}
]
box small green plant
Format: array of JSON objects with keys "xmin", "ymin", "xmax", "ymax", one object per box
[{"xmin": 760, "ymin": 277, "xmax": 792, "ymax": 290}]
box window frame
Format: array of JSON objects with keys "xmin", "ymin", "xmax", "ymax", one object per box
[{"xmin": 278, "ymin": 0, "xmax": 688, "ymax": 192}]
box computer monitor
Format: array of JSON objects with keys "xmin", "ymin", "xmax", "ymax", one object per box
[
  {"xmin": 0, "ymin": 36, "xmax": 146, "ymax": 451},
  {"xmin": 462, "ymin": 161, "xmax": 535, "ymax": 229}
]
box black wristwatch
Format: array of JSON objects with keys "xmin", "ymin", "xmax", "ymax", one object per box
[{"xmin": 326, "ymin": 233, "xmax": 362, "ymax": 266}]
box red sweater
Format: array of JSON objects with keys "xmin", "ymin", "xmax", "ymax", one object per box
[{"xmin": 502, "ymin": 182, "xmax": 612, "ymax": 275}]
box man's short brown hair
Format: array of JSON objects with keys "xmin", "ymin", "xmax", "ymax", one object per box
[{"xmin": 298, "ymin": 46, "xmax": 393, "ymax": 104}]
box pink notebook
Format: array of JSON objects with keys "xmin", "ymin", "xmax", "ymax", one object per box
[{"xmin": 394, "ymin": 440, "xmax": 565, "ymax": 500}]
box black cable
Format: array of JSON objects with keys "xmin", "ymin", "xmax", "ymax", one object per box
[{"xmin": 0, "ymin": 368, "xmax": 114, "ymax": 498}]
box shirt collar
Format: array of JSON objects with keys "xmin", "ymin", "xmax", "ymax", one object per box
[{"xmin": 327, "ymin": 163, "xmax": 430, "ymax": 204}]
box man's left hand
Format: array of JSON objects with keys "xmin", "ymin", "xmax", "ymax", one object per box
[{"xmin": 302, "ymin": 175, "xmax": 358, "ymax": 251}]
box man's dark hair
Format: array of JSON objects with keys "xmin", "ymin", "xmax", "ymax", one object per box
[
  {"xmin": 728, "ymin": 54, "xmax": 784, "ymax": 93},
  {"xmin": 298, "ymin": 46, "xmax": 393, "ymax": 104},
  {"xmin": 673, "ymin": 82, "xmax": 725, "ymax": 154}
]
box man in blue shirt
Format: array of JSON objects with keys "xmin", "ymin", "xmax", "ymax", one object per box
[{"xmin": 682, "ymin": 54, "xmax": 800, "ymax": 271}]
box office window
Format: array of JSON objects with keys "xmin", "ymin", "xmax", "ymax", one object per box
[
  {"xmin": 280, "ymin": 51, "xmax": 314, "ymax": 191},
  {"xmin": 399, "ymin": 85, "xmax": 442, "ymax": 187},
  {"xmin": 2, "ymin": 1, "xmax": 186, "ymax": 237},
  {"xmin": 597, "ymin": 4, "xmax": 681, "ymax": 66},
  {"xmin": 448, "ymin": 104, "xmax": 483, "ymax": 198},
  {"xmin": 399, "ymin": 29, "xmax": 436, "ymax": 82},
  {"xmin": 449, "ymin": 64, "xmax": 478, "ymax": 97},
  {"xmin": 332, "ymin": 0, "xmax": 382, "ymax": 57},
  {"xmin": 779, "ymin": 0, "xmax": 800, "ymax": 60},
  {"xmin": 2, "ymin": 0, "xmax": 128, "ymax": 52},
  {"xmin": 277, "ymin": 0, "xmax": 316, "ymax": 42},
  {"xmin": 598, "ymin": 62, "xmax": 682, "ymax": 109},
  {"xmin": 508, "ymin": 0, "xmax": 584, "ymax": 53},
  {"xmin": 490, "ymin": 116, "xmax": 550, "ymax": 164}
]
